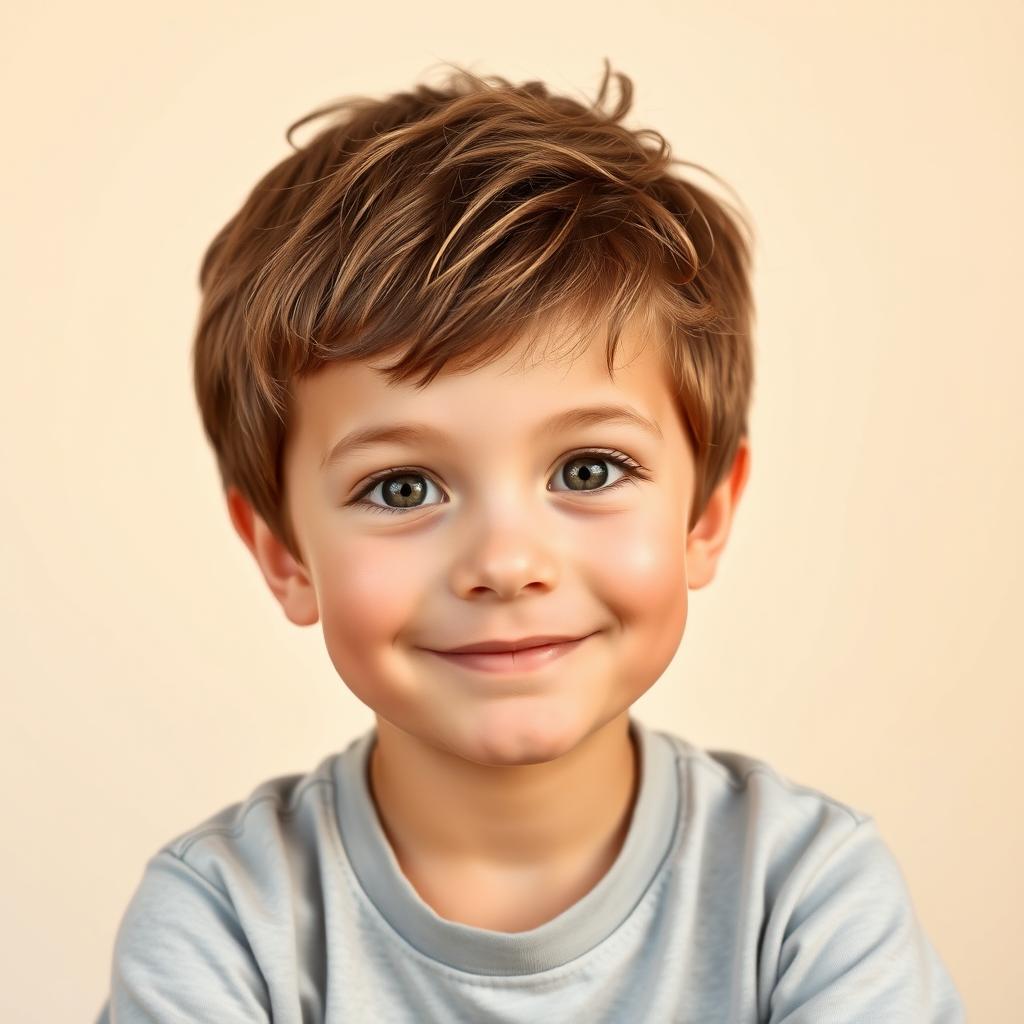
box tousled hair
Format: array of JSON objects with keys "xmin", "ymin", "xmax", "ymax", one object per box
[{"xmin": 192, "ymin": 59, "xmax": 756, "ymax": 565}]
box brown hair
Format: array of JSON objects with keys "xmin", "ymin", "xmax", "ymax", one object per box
[{"xmin": 192, "ymin": 59, "xmax": 756, "ymax": 566}]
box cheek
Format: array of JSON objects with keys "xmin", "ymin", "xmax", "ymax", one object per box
[
  {"xmin": 582, "ymin": 504, "xmax": 689, "ymax": 696},
  {"xmin": 585, "ymin": 505, "xmax": 687, "ymax": 620},
  {"xmin": 314, "ymin": 537, "xmax": 426, "ymax": 678}
]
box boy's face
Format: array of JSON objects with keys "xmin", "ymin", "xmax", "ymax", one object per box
[{"xmin": 235, "ymin": 313, "xmax": 748, "ymax": 767}]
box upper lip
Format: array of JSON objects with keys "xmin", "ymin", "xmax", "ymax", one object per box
[{"xmin": 435, "ymin": 634, "xmax": 588, "ymax": 655}]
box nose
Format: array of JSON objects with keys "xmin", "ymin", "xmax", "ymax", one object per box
[{"xmin": 448, "ymin": 516, "xmax": 560, "ymax": 600}]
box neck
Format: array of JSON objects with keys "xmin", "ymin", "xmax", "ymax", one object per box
[{"xmin": 368, "ymin": 712, "xmax": 639, "ymax": 875}]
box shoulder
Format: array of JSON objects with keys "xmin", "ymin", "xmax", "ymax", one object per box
[
  {"xmin": 658, "ymin": 729, "xmax": 871, "ymax": 834},
  {"xmin": 652, "ymin": 730, "xmax": 964, "ymax": 1019},
  {"xmin": 102, "ymin": 755, "xmax": 348, "ymax": 1021},
  {"xmin": 151, "ymin": 749, "xmax": 345, "ymax": 894},
  {"xmin": 667, "ymin": 733, "xmax": 868, "ymax": 819},
  {"xmin": 108, "ymin": 750, "xmax": 348, "ymax": 979},
  {"xmin": 167, "ymin": 753, "xmax": 340, "ymax": 851},
  {"xmin": 664, "ymin": 731, "xmax": 870, "ymax": 825},
  {"xmin": 654, "ymin": 729, "xmax": 881, "ymax": 901}
]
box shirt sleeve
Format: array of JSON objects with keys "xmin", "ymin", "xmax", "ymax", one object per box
[
  {"xmin": 100, "ymin": 849, "xmax": 272, "ymax": 1023},
  {"xmin": 767, "ymin": 817, "xmax": 966, "ymax": 1023}
]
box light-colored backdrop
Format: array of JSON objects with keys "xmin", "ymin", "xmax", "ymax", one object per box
[{"xmin": 2, "ymin": 1, "xmax": 1019, "ymax": 1019}]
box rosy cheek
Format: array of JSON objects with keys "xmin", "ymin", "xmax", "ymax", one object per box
[
  {"xmin": 609, "ymin": 512, "xmax": 689, "ymax": 674},
  {"xmin": 585, "ymin": 511, "xmax": 685, "ymax": 611},
  {"xmin": 314, "ymin": 542, "xmax": 424, "ymax": 695},
  {"xmin": 322, "ymin": 542, "xmax": 420, "ymax": 638}
]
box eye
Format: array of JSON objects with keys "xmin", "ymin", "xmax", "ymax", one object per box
[
  {"xmin": 548, "ymin": 450, "xmax": 642, "ymax": 494},
  {"xmin": 348, "ymin": 449, "xmax": 649, "ymax": 516},
  {"xmin": 352, "ymin": 470, "xmax": 445, "ymax": 515}
]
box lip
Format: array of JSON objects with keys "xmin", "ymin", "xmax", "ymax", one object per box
[
  {"xmin": 423, "ymin": 633, "xmax": 594, "ymax": 674},
  {"xmin": 440, "ymin": 634, "xmax": 586, "ymax": 655}
]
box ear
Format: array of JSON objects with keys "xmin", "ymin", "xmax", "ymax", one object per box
[
  {"xmin": 225, "ymin": 486, "xmax": 320, "ymax": 626},
  {"xmin": 686, "ymin": 438, "xmax": 751, "ymax": 590}
]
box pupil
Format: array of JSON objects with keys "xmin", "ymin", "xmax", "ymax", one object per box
[
  {"xmin": 385, "ymin": 475, "xmax": 425, "ymax": 507},
  {"xmin": 564, "ymin": 457, "xmax": 607, "ymax": 490}
]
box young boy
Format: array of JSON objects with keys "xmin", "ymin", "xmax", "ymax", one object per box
[{"xmin": 97, "ymin": 61, "xmax": 965, "ymax": 1022}]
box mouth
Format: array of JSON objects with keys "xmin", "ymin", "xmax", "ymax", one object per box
[{"xmin": 422, "ymin": 634, "xmax": 594, "ymax": 674}]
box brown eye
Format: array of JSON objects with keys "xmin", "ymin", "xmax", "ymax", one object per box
[
  {"xmin": 380, "ymin": 474, "xmax": 428, "ymax": 508},
  {"xmin": 560, "ymin": 456, "xmax": 610, "ymax": 491},
  {"xmin": 351, "ymin": 470, "xmax": 445, "ymax": 515},
  {"xmin": 349, "ymin": 449, "xmax": 647, "ymax": 516},
  {"xmin": 549, "ymin": 450, "xmax": 645, "ymax": 495}
]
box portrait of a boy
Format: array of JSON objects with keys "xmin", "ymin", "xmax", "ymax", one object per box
[{"xmin": 96, "ymin": 61, "xmax": 965, "ymax": 1022}]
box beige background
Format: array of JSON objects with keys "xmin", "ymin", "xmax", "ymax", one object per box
[{"xmin": 2, "ymin": 0, "xmax": 1020, "ymax": 1019}]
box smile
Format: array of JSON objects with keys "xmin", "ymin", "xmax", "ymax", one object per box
[{"xmin": 423, "ymin": 635, "xmax": 592, "ymax": 674}]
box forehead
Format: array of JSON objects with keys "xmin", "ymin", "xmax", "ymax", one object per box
[{"xmin": 290, "ymin": 315, "xmax": 677, "ymax": 459}]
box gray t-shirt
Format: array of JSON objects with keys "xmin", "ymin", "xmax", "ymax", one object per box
[{"xmin": 96, "ymin": 716, "xmax": 966, "ymax": 1022}]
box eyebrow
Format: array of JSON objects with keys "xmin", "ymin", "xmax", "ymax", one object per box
[{"xmin": 320, "ymin": 403, "xmax": 664, "ymax": 472}]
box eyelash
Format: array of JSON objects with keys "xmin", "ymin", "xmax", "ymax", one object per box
[{"xmin": 348, "ymin": 449, "xmax": 650, "ymax": 516}]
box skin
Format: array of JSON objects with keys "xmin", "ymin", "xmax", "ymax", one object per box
[{"xmin": 227, "ymin": 311, "xmax": 750, "ymax": 931}]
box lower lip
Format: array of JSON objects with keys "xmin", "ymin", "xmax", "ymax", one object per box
[{"xmin": 425, "ymin": 635, "xmax": 592, "ymax": 674}]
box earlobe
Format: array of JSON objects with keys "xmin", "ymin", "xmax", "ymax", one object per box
[
  {"xmin": 226, "ymin": 486, "xmax": 258, "ymax": 557},
  {"xmin": 225, "ymin": 486, "xmax": 320, "ymax": 627},
  {"xmin": 686, "ymin": 440, "xmax": 751, "ymax": 591}
]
